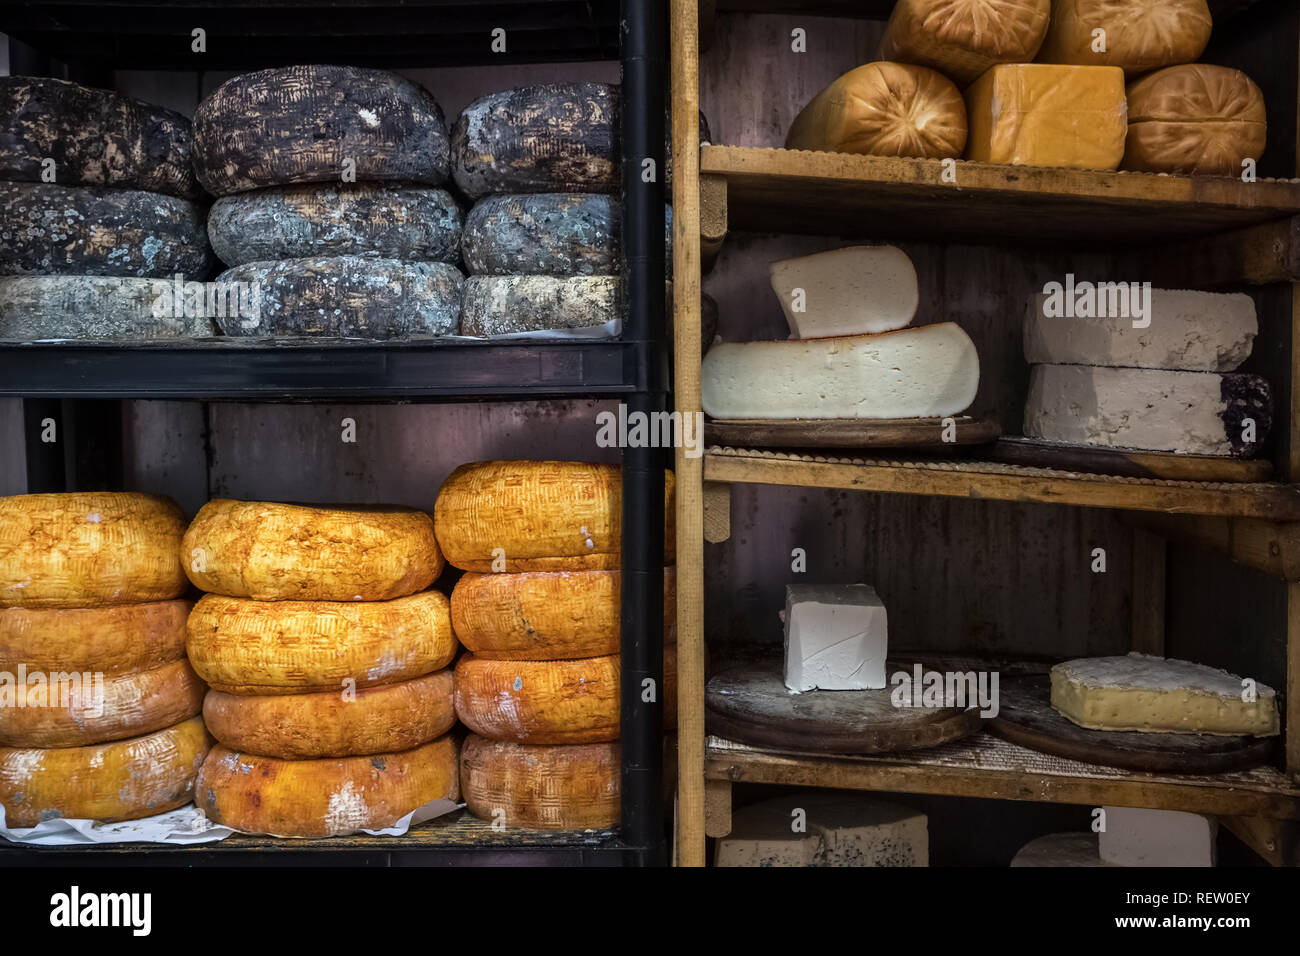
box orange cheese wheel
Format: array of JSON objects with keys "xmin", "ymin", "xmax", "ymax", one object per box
[
  {"xmin": 0, "ymin": 716, "xmax": 212, "ymax": 827},
  {"xmin": 461, "ymin": 735, "xmax": 618, "ymax": 830},
  {"xmin": 0, "ymin": 658, "xmax": 205, "ymax": 748},
  {"xmin": 0, "ymin": 599, "xmax": 190, "ymax": 673},
  {"xmin": 454, "ymin": 646, "xmax": 677, "ymax": 744},
  {"xmin": 451, "ymin": 567, "xmax": 676, "ymax": 660},
  {"xmin": 433, "ymin": 460, "xmax": 676, "ymax": 572},
  {"xmin": 202, "ymin": 669, "xmax": 455, "ymax": 759},
  {"xmin": 0, "ymin": 492, "xmax": 187, "ymax": 609},
  {"xmin": 186, "ymin": 590, "xmax": 457, "ymax": 695},
  {"xmin": 196, "ymin": 734, "xmax": 460, "ymax": 837},
  {"xmin": 182, "ymin": 498, "xmax": 443, "ymax": 601}
]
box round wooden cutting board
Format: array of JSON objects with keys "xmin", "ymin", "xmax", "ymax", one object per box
[
  {"xmin": 989, "ymin": 675, "xmax": 1275, "ymax": 774},
  {"xmin": 705, "ymin": 660, "xmax": 984, "ymax": 755},
  {"xmin": 986, "ymin": 437, "xmax": 1272, "ymax": 483},
  {"xmin": 705, "ymin": 416, "xmax": 1000, "ymax": 450}
]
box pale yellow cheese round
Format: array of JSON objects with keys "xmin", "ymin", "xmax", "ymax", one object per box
[
  {"xmin": 461, "ymin": 735, "xmax": 619, "ymax": 830},
  {"xmin": 0, "ymin": 599, "xmax": 190, "ymax": 673}
]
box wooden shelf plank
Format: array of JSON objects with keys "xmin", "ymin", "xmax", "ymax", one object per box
[{"xmin": 705, "ymin": 448, "xmax": 1300, "ymax": 519}]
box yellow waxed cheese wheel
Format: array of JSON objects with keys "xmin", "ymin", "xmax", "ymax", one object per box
[
  {"xmin": 461, "ymin": 735, "xmax": 619, "ymax": 830},
  {"xmin": 186, "ymin": 590, "xmax": 457, "ymax": 695},
  {"xmin": 0, "ymin": 599, "xmax": 190, "ymax": 673},
  {"xmin": 181, "ymin": 498, "xmax": 443, "ymax": 601},
  {"xmin": 195, "ymin": 734, "xmax": 460, "ymax": 837},
  {"xmin": 879, "ymin": 0, "xmax": 1052, "ymax": 86},
  {"xmin": 0, "ymin": 492, "xmax": 187, "ymax": 609},
  {"xmin": 202, "ymin": 669, "xmax": 455, "ymax": 759}
]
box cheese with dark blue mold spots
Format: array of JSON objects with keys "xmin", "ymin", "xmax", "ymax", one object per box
[
  {"xmin": 460, "ymin": 274, "xmax": 619, "ymax": 336},
  {"xmin": 0, "ymin": 276, "xmax": 215, "ymax": 341}
]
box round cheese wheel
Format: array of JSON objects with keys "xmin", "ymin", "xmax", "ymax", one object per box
[
  {"xmin": 0, "ymin": 493, "xmax": 187, "ymax": 609},
  {"xmin": 0, "ymin": 716, "xmax": 212, "ymax": 827},
  {"xmin": 0, "ymin": 659, "xmax": 205, "ymax": 748},
  {"xmin": 182, "ymin": 498, "xmax": 443, "ymax": 601},
  {"xmin": 461, "ymin": 735, "xmax": 618, "ymax": 830},
  {"xmin": 451, "ymin": 567, "xmax": 676, "ymax": 660},
  {"xmin": 196, "ymin": 734, "xmax": 459, "ymax": 837},
  {"xmin": 1123, "ymin": 65, "xmax": 1268, "ymax": 176},
  {"xmin": 453, "ymin": 646, "xmax": 677, "ymax": 744},
  {"xmin": 460, "ymin": 274, "xmax": 618, "ymax": 337},
  {"xmin": 186, "ymin": 590, "xmax": 456, "ymax": 695},
  {"xmin": 0, "ymin": 599, "xmax": 189, "ymax": 673},
  {"xmin": 0, "ymin": 275, "xmax": 215, "ymax": 341},
  {"xmin": 434, "ymin": 460, "xmax": 676, "ymax": 572},
  {"xmin": 193, "ymin": 65, "xmax": 450, "ymax": 197},
  {"xmin": 784, "ymin": 62, "xmax": 967, "ymax": 159},
  {"xmin": 1037, "ymin": 0, "xmax": 1212, "ymax": 75},
  {"xmin": 879, "ymin": 0, "xmax": 1052, "ymax": 86},
  {"xmin": 202, "ymin": 669, "xmax": 455, "ymax": 759}
]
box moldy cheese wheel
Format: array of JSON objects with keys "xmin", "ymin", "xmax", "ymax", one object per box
[
  {"xmin": 0, "ymin": 492, "xmax": 187, "ymax": 609},
  {"xmin": 433, "ymin": 460, "xmax": 676, "ymax": 571},
  {"xmin": 0, "ymin": 716, "xmax": 212, "ymax": 827},
  {"xmin": 461, "ymin": 735, "xmax": 619, "ymax": 830},
  {"xmin": 202, "ymin": 670, "xmax": 455, "ymax": 759},
  {"xmin": 1037, "ymin": 0, "xmax": 1212, "ymax": 76},
  {"xmin": 196, "ymin": 734, "xmax": 460, "ymax": 837},
  {"xmin": 186, "ymin": 590, "xmax": 456, "ymax": 695},
  {"xmin": 451, "ymin": 567, "xmax": 676, "ymax": 660},
  {"xmin": 182, "ymin": 499, "xmax": 442, "ymax": 601},
  {"xmin": 0, "ymin": 599, "xmax": 190, "ymax": 673}
]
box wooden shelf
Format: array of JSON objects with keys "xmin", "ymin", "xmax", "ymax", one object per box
[{"xmin": 705, "ymin": 447, "xmax": 1300, "ymax": 519}]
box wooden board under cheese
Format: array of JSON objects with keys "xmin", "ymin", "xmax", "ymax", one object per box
[
  {"xmin": 0, "ymin": 276, "xmax": 215, "ymax": 341},
  {"xmin": 879, "ymin": 0, "xmax": 1052, "ymax": 86},
  {"xmin": 1037, "ymin": 0, "xmax": 1212, "ymax": 76},
  {"xmin": 460, "ymin": 734, "xmax": 619, "ymax": 830}
]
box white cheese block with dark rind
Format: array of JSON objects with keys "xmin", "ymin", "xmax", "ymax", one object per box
[
  {"xmin": 193, "ymin": 65, "xmax": 450, "ymax": 197},
  {"xmin": 1023, "ymin": 364, "xmax": 1272, "ymax": 457},
  {"xmin": 214, "ymin": 257, "xmax": 462, "ymax": 338},
  {"xmin": 0, "ymin": 182, "xmax": 214, "ymax": 279},
  {"xmin": 0, "ymin": 276, "xmax": 215, "ymax": 341},
  {"xmin": 462, "ymin": 194, "xmax": 671, "ymax": 276},
  {"xmin": 0, "ymin": 76, "xmax": 202, "ymax": 200},
  {"xmin": 460, "ymin": 274, "xmax": 619, "ymax": 337},
  {"xmin": 208, "ymin": 183, "xmax": 462, "ymax": 267}
]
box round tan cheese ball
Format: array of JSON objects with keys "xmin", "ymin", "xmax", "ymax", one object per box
[{"xmin": 1037, "ymin": 0, "xmax": 1212, "ymax": 75}]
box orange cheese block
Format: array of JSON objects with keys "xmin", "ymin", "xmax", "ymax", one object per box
[
  {"xmin": 202, "ymin": 669, "xmax": 455, "ymax": 759},
  {"xmin": 0, "ymin": 492, "xmax": 187, "ymax": 609},
  {"xmin": 196, "ymin": 734, "xmax": 460, "ymax": 837},
  {"xmin": 181, "ymin": 498, "xmax": 442, "ymax": 601},
  {"xmin": 879, "ymin": 0, "xmax": 1052, "ymax": 86},
  {"xmin": 451, "ymin": 567, "xmax": 677, "ymax": 660},
  {"xmin": 461, "ymin": 735, "xmax": 618, "ymax": 830},
  {"xmin": 0, "ymin": 599, "xmax": 190, "ymax": 673},
  {"xmin": 433, "ymin": 460, "xmax": 676, "ymax": 572},
  {"xmin": 0, "ymin": 716, "xmax": 212, "ymax": 827},
  {"xmin": 1037, "ymin": 0, "xmax": 1212, "ymax": 76},
  {"xmin": 0, "ymin": 658, "xmax": 205, "ymax": 748},
  {"xmin": 454, "ymin": 646, "xmax": 677, "ymax": 744},
  {"xmin": 186, "ymin": 590, "xmax": 457, "ymax": 695}
]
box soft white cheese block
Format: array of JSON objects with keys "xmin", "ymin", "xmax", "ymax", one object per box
[
  {"xmin": 1024, "ymin": 289, "xmax": 1257, "ymax": 372},
  {"xmin": 715, "ymin": 792, "xmax": 927, "ymax": 867},
  {"xmin": 1099, "ymin": 807, "xmax": 1218, "ymax": 868},
  {"xmin": 784, "ymin": 584, "xmax": 888, "ymax": 692},
  {"xmin": 701, "ymin": 323, "xmax": 979, "ymax": 420},
  {"xmin": 1023, "ymin": 364, "xmax": 1271, "ymax": 457},
  {"xmin": 1050, "ymin": 653, "xmax": 1279, "ymax": 737},
  {"xmin": 770, "ymin": 245, "xmax": 919, "ymax": 339},
  {"xmin": 1011, "ymin": 833, "xmax": 1114, "ymax": 867}
]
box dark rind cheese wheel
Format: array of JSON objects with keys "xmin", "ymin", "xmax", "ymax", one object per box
[
  {"xmin": 461, "ymin": 735, "xmax": 619, "ymax": 830},
  {"xmin": 0, "ymin": 76, "xmax": 202, "ymax": 200},
  {"xmin": 214, "ymin": 257, "xmax": 462, "ymax": 338},
  {"xmin": 194, "ymin": 65, "xmax": 450, "ymax": 197},
  {"xmin": 208, "ymin": 183, "xmax": 462, "ymax": 267},
  {"xmin": 0, "ymin": 182, "xmax": 214, "ymax": 279},
  {"xmin": 460, "ymin": 274, "xmax": 619, "ymax": 337},
  {"xmin": 0, "ymin": 276, "xmax": 215, "ymax": 341}
]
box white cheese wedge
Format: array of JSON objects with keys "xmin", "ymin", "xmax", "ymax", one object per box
[
  {"xmin": 1050, "ymin": 653, "xmax": 1279, "ymax": 737},
  {"xmin": 1024, "ymin": 289, "xmax": 1257, "ymax": 372},
  {"xmin": 1011, "ymin": 833, "xmax": 1114, "ymax": 867},
  {"xmin": 1099, "ymin": 807, "xmax": 1218, "ymax": 868},
  {"xmin": 769, "ymin": 245, "xmax": 918, "ymax": 339},
  {"xmin": 784, "ymin": 584, "xmax": 888, "ymax": 693},
  {"xmin": 1023, "ymin": 364, "xmax": 1271, "ymax": 457},
  {"xmin": 701, "ymin": 323, "xmax": 979, "ymax": 420},
  {"xmin": 715, "ymin": 792, "xmax": 927, "ymax": 867}
]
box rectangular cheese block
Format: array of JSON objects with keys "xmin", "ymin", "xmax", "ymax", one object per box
[
  {"xmin": 878, "ymin": 0, "xmax": 1052, "ymax": 86},
  {"xmin": 1050, "ymin": 653, "xmax": 1280, "ymax": 737},
  {"xmin": 1099, "ymin": 807, "xmax": 1217, "ymax": 867},
  {"xmin": 770, "ymin": 245, "xmax": 918, "ymax": 339},
  {"xmin": 701, "ymin": 323, "xmax": 979, "ymax": 420},
  {"xmin": 784, "ymin": 584, "xmax": 888, "ymax": 693},
  {"xmin": 1023, "ymin": 364, "xmax": 1271, "ymax": 457},
  {"xmin": 965, "ymin": 64, "xmax": 1127, "ymax": 169},
  {"xmin": 1024, "ymin": 288, "xmax": 1258, "ymax": 372}
]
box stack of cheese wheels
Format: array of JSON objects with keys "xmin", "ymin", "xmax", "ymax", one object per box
[
  {"xmin": 0, "ymin": 492, "xmax": 212, "ymax": 827},
  {"xmin": 0, "ymin": 77, "xmax": 216, "ymax": 341},
  {"xmin": 182, "ymin": 499, "xmax": 460, "ymax": 837},
  {"xmin": 193, "ymin": 65, "xmax": 462, "ymax": 339},
  {"xmin": 437, "ymin": 460, "xmax": 676, "ymax": 829}
]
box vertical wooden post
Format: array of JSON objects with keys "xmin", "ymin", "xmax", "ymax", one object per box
[{"xmin": 1130, "ymin": 529, "xmax": 1166, "ymax": 657}]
